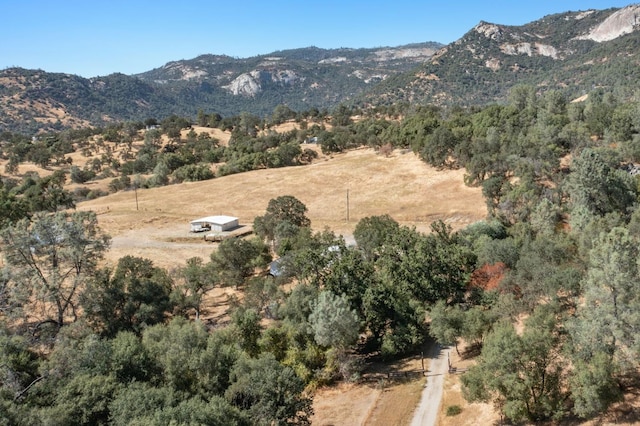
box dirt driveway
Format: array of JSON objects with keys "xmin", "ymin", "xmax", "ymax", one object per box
[{"xmin": 410, "ymin": 342, "xmax": 451, "ymax": 426}]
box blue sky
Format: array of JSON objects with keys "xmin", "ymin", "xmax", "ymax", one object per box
[{"xmin": 0, "ymin": 1, "xmax": 634, "ymax": 78}]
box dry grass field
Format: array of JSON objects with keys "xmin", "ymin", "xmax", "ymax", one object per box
[{"xmin": 76, "ymin": 147, "xmax": 487, "ymax": 268}]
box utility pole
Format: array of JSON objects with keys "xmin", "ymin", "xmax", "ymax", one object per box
[
  {"xmin": 346, "ymin": 188, "xmax": 350, "ymax": 222},
  {"xmin": 134, "ymin": 184, "xmax": 139, "ymax": 211}
]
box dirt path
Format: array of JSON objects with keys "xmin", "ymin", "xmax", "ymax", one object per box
[{"xmin": 410, "ymin": 342, "xmax": 450, "ymax": 426}]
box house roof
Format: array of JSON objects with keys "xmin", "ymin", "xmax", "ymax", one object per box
[{"xmin": 190, "ymin": 215, "xmax": 238, "ymax": 225}]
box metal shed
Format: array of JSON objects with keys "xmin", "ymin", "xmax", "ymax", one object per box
[{"xmin": 190, "ymin": 215, "xmax": 239, "ymax": 233}]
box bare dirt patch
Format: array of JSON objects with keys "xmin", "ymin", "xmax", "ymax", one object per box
[
  {"xmin": 366, "ymin": 378, "xmax": 425, "ymax": 426},
  {"xmin": 311, "ymin": 349, "xmax": 427, "ymax": 426},
  {"xmin": 311, "ymin": 382, "xmax": 382, "ymax": 426}
]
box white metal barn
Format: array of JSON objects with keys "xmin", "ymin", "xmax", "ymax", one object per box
[{"xmin": 190, "ymin": 215, "xmax": 239, "ymax": 233}]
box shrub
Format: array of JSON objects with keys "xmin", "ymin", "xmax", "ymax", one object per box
[
  {"xmin": 86, "ymin": 189, "xmax": 108, "ymax": 200},
  {"xmin": 72, "ymin": 186, "xmax": 91, "ymax": 200},
  {"xmin": 446, "ymin": 405, "xmax": 462, "ymax": 416},
  {"xmin": 70, "ymin": 165, "xmax": 96, "ymax": 184},
  {"xmin": 172, "ymin": 163, "xmax": 214, "ymax": 183}
]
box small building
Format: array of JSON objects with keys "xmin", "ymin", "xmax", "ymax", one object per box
[
  {"xmin": 190, "ymin": 215, "xmax": 239, "ymax": 233},
  {"xmin": 269, "ymin": 257, "xmax": 285, "ymax": 277}
]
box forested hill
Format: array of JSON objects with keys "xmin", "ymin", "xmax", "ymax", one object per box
[
  {"xmin": 0, "ymin": 43, "xmax": 441, "ymax": 134},
  {"xmin": 2, "ymin": 4, "xmax": 640, "ymax": 134},
  {"xmin": 363, "ymin": 4, "xmax": 640, "ymax": 106}
]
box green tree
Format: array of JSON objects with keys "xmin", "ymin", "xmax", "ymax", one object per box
[
  {"xmin": 268, "ymin": 142, "xmax": 302, "ymax": 168},
  {"xmin": 236, "ymin": 112, "xmax": 261, "ymax": 137},
  {"xmin": 109, "ymin": 330, "xmax": 154, "ymax": 383},
  {"xmin": 69, "ymin": 165, "xmax": 96, "ymax": 184},
  {"xmin": 584, "ymin": 91, "xmax": 615, "ymax": 139},
  {"xmin": 420, "ymin": 125, "xmax": 458, "ymax": 168},
  {"xmin": 254, "ymin": 195, "xmax": 311, "ymax": 247},
  {"xmin": 428, "ymin": 300, "xmax": 464, "ymax": 354},
  {"xmin": 569, "ymin": 352, "xmax": 621, "ymax": 419},
  {"xmin": 308, "ymin": 291, "xmax": 360, "ymax": 350},
  {"xmin": 0, "ymin": 333, "xmax": 40, "ymax": 404},
  {"xmin": 172, "ymin": 163, "xmax": 215, "ymax": 183},
  {"xmin": 258, "ymin": 325, "xmax": 290, "ymax": 362},
  {"xmin": 271, "ymin": 104, "xmax": 296, "ymax": 125},
  {"xmin": 110, "ymin": 383, "xmax": 248, "ymax": 425},
  {"xmin": 225, "ymin": 354, "xmax": 313, "ymax": 425},
  {"xmin": 210, "ymin": 237, "xmax": 271, "ymax": 288},
  {"xmin": 362, "ymin": 276, "xmax": 425, "ymax": 358},
  {"xmin": 566, "ymin": 148, "xmax": 637, "ymax": 223},
  {"xmin": 170, "ymin": 257, "xmax": 215, "ymax": 319},
  {"xmin": 39, "ymin": 321, "xmax": 112, "ymax": 381},
  {"xmin": 567, "ymin": 226, "xmax": 640, "ymax": 417},
  {"xmin": 231, "ymin": 308, "xmax": 262, "ymax": 357},
  {"xmin": 1, "ymin": 211, "xmax": 110, "ymax": 328},
  {"xmin": 0, "ymin": 186, "xmax": 29, "ymax": 229},
  {"xmin": 323, "ymin": 248, "xmax": 376, "ymax": 316},
  {"xmin": 500, "ymin": 232, "xmax": 581, "ymax": 310},
  {"xmin": 108, "ymin": 382, "xmax": 177, "ymax": 425},
  {"xmin": 378, "ymin": 221, "xmax": 476, "ymax": 305},
  {"xmin": 40, "ymin": 373, "xmax": 119, "ymax": 425},
  {"xmin": 27, "ymin": 142, "xmax": 52, "ymax": 169},
  {"xmin": 148, "ymin": 395, "xmax": 249, "ymax": 426},
  {"xmin": 460, "ymin": 305, "xmax": 498, "ymax": 348},
  {"xmin": 147, "ymin": 160, "xmax": 170, "ymax": 187},
  {"xmin": 397, "ymin": 105, "xmax": 441, "ymax": 151},
  {"xmin": 278, "ymin": 282, "xmax": 319, "ymax": 327},
  {"xmin": 353, "ymin": 214, "xmax": 400, "ymax": 261},
  {"xmin": 331, "ymin": 104, "xmax": 353, "ymax": 127},
  {"xmin": 242, "ymin": 276, "xmax": 282, "ymax": 318},
  {"xmin": 81, "ymin": 256, "xmax": 174, "ymax": 336},
  {"xmin": 21, "ymin": 171, "xmax": 75, "ymax": 213},
  {"xmin": 462, "ymin": 306, "xmax": 565, "ymax": 423},
  {"xmin": 280, "ymin": 229, "xmax": 344, "ymax": 287},
  {"xmin": 142, "ymin": 317, "xmax": 210, "ymax": 393}
]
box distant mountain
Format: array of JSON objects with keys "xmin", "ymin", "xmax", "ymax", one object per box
[
  {"xmin": 0, "ymin": 43, "xmax": 441, "ymax": 134},
  {"xmin": 2, "ymin": 4, "xmax": 640, "ymax": 135},
  {"xmin": 364, "ymin": 4, "xmax": 640, "ymax": 106}
]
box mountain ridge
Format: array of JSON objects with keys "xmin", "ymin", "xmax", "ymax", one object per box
[
  {"xmin": 361, "ymin": 4, "xmax": 640, "ymax": 107},
  {"xmin": 0, "ymin": 42, "xmax": 442, "ymax": 134},
  {"xmin": 1, "ymin": 4, "xmax": 640, "ymax": 134}
]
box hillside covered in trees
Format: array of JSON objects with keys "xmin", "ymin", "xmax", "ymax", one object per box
[
  {"xmin": 1, "ymin": 80, "xmax": 640, "ymax": 423},
  {"xmin": 2, "ymin": 5, "xmax": 640, "ymax": 135}
]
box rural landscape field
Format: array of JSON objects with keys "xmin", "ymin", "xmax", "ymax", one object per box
[
  {"xmin": 3, "ymin": 3, "xmax": 640, "ymax": 425},
  {"xmin": 77, "ymin": 145, "xmax": 486, "ymax": 267},
  {"xmin": 75, "ymin": 142, "xmax": 490, "ymax": 425}
]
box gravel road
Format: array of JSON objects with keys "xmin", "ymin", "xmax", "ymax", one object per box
[{"xmin": 410, "ymin": 343, "xmax": 451, "ymax": 426}]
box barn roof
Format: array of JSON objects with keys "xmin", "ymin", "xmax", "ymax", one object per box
[{"xmin": 190, "ymin": 215, "xmax": 238, "ymax": 225}]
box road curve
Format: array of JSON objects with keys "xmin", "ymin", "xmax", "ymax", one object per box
[{"xmin": 410, "ymin": 342, "xmax": 450, "ymax": 426}]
